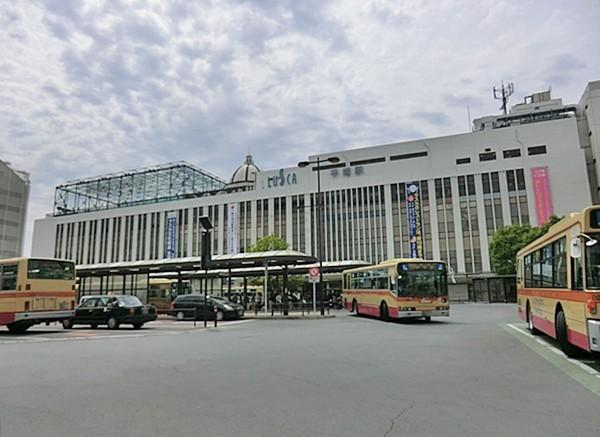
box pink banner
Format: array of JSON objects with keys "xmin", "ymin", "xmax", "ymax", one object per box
[{"xmin": 531, "ymin": 166, "xmax": 553, "ymax": 225}]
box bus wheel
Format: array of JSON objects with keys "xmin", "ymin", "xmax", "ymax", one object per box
[
  {"xmin": 556, "ymin": 310, "xmax": 581, "ymax": 357},
  {"xmin": 352, "ymin": 300, "xmax": 359, "ymax": 316},
  {"xmin": 380, "ymin": 302, "xmax": 389, "ymax": 321},
  {"xmin": 7, "ymin": 322, "xmax": 30, "ymax": 334},
  {"xmin": 526, "ymin": 303, "xmax": 540, "ymax": 335},
  {"xmin": 424, "ymin": 316, "xmax": 431, "ymax": 322}
]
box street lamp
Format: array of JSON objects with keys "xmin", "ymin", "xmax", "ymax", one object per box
[
  {"xmin": 298, "ymin": 155, "xmax": 340, "ymax": 315},
  {"xmin": 199, "ymin": 217, "xmax": 213, "ymax": 327}
]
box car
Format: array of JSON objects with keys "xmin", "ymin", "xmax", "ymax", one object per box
[
  {"xmin": 171, "ymin": 294, "xmax": 245, "ymax": 321},
  {"xmin": 62, "ymin": 295, "xmax": 157, "ymax": 330}
]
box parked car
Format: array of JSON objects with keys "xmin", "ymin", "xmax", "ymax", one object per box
[
  {"xmin": 171, "ymin": 295, "xmax": 244, "ymax": 321},
  {"xmin": 62, "ymin": 295, "xmax": 157, "ymax": 329}
]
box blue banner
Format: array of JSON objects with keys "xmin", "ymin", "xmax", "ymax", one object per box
[
  {"xmin": 405, "ymin": 182, "xmax": 423, "ymax": 258},
  {"xmin": 166, "ymin": 212, "xmax": 177, "ymax": 258}
]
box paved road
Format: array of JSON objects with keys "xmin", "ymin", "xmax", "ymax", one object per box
[{"xmin": 1, "ymin": 304, "xmax": 598, "ymax": 437}]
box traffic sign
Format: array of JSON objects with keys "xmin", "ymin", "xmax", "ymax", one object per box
[{"xmin": 308, "ymin": 267, "xmax": 320, "ymax": 283}]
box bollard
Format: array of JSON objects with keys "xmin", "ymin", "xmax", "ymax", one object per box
[{"xmin": 214, "ymin": 306, "xmax": 218, "ymax": 327}]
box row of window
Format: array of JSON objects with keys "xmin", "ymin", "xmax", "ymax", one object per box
[
  {"xmin": 345, "ymin": 269, "xmax": 390, "ymax": 290},
  {"xmin": 456, "ymin": 145, "xmax": 547, "ymax": 165},
  {"xmin": 523, "ymin": 238, "xmax": 567, "ymax": 288}
]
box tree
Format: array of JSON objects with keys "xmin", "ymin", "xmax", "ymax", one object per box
[
  {"xmin": 246, "ymin": 235, "xmax": 289, "ymax": 290},
  {"xmin": 247, "ymin": 235, "xmax": 288, "ymax": 252},
  {"xmin": 489, "ymin": 215, "xmax": 562, "ymax": 275}
]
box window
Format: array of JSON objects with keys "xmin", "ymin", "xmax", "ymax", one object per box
[
  {"xmin": 27, "ymin": 259, "xmax": 75, "ymax": 280},
  {"xmin": 553, "ymin": 239, "xmax": 567, "ymax": 288},
  {"xmin": 0, "ymin": 264, "xmax": 18, "ymax": 291},
  {"xmin": 456, "ymin": 157, "xmax": 471, "ymax": 165},
  {"xmin": 349, "ymin": 157, "xmax": 386, "ymax": 166},
  {"xmin": 524, "ymin": 238, "xmax": 567, "ymax": 289},
  {"xmin": 479, "ymin": 151, "xmax": 496, "ymax": 162},
  {"xmin": 503, "ymin": 149, "xmax": 521, "ymax": 158},
  {"xmin": 390, "ymin": 151, "xmax": 428, "ymax": 161},
  {"xmin": 528, "ymin": 145, "xmax": 547, "ymax": 156}
]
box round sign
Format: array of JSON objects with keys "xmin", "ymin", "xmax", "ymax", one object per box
[{"xmin": 309, "ymin": 267, "xmax": 320, "ymax": 277}]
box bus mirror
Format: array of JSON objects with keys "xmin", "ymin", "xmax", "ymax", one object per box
[
  {"xmin": 570, "ymin": 238, "xmax": 582, "ymax": 259},
  {"xmin": 585, "ymin": 238, "xmax": 598, "ymax": 247}
]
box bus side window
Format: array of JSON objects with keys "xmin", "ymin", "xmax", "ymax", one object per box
[
  {"xmin": 0, "ymin": 264, "xmax": 18, "ymax": 291},
  {"xmin": 571, "ymin": 257, "xmax": 583, "ymax": 290}
]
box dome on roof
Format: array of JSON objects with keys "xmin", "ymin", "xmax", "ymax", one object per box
[
  {"xmin": 230, "ymin": 154, "xmax": 260, "ymax": 185},
  {"xmin": 225, "ymin": 155, "xmax": 260, "ymax": 192}
]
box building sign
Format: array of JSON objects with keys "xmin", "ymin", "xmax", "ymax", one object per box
[
  {"xmin": 227, "ymin": 203, "xmax": 239, "ymax": 254},
  {"xmin": 166, "ymin": 211, "xmax": 177, "ymax": 258},
  {"xmin": 331, "ymin": 166, "xmax": 364, "ymax": 178},
  {"xmin": 531, "ymin": 166, "xmax": 554, "ymax": 225},
  {"xmin": 406, "ymin": 182, "xmax": 424, "ymax": 258},
  {"xmin": 267, "ymin": 169, "xmax": 297, "ymax": 188}
]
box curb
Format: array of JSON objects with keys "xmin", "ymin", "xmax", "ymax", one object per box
[{"xmin": 242, "ymin": 315, "xmax": 336, "ymax": 320}]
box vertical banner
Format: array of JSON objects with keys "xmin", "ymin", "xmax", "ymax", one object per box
[
  {"xmin": 406, "ymin": 182, "xmax": 424, "ymax": 258},
  {"xmin": 166, "ymin": 211, "xmax": 177, "ymax": 258},
  {"xmin": 227, "ymin": 203, "xmax": 239, "ymax": 254},
  {"xmin": 531, "ymin": 167, "xmax": 554, "ymax": 225}
]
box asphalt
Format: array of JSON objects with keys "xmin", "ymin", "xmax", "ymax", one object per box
[{"xmin": 0, "ymin": 304, "xmax": 598, "ymax": 437}]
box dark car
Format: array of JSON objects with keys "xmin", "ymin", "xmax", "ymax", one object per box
[
  {"xmin": 171, "ymin": 295, "xmax": 244, "ymax": 321},
  {"xmin": 62, "ymin": 295, "xmax": 157, "ymax": 330}
]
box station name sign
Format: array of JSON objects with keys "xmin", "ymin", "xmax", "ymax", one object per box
[{"xmin": 266, "ymin": 169, "xmax": 298, "ymax": 188}]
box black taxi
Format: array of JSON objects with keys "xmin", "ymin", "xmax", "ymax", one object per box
[{"xmin": 62, "ymin": 295, "xmax": 157, "ymax": 330}]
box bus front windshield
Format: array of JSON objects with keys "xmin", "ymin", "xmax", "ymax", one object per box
[{"xmin": 396, "ymin": 263, "xmax": 447, "ymax": 297}]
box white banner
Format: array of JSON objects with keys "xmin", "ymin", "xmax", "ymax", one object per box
[{"xmin": 227, "ymin": 203, "xmax": 239, "ymax": 254}]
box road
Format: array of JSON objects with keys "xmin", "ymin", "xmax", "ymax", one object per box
[{"xmin": 0, "ymin": 304, "xmax": 598, "ymax": 437}]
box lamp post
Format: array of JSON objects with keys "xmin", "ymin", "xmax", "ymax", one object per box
[
  {"xmin": 199, "ymin": 217, "xmax": 213, "ymax": 328},
  {"xmin": 298, "ymin": 156, "xmax": 340, "ymax": 315}
]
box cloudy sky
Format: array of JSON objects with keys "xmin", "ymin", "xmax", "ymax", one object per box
[{"xmin": 1, "ymin": 0, "xmax": 599, "ymax": 254}]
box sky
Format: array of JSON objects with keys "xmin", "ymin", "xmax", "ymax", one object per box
[{"xmin": 1, "ymin": 0, "xmax": 599, "ymax": 255}]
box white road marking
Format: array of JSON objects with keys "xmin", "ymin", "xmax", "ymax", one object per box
[
  {"xmin": 1, "ymin": 319, "xmax": 255, "ymax": 345},
  {"xmin": 506, "ymin": 323, "xmax": 600, "ymax": 379}
]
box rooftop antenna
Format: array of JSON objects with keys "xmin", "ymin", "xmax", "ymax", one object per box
[{"xmin": 493, "ymin": 82, "xmax": 514, "ymax": 115}]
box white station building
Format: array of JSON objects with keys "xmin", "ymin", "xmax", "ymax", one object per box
[{"xmin": 32, "ymin": 81, "xmax": 600, "ymax": 278}]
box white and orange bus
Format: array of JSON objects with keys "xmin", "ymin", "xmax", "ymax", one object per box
[
  {"xmin": 343, "ymin": 259, "xmax": 449, "ymax": 321},
  {"xmin": 517, "ymin": 206, "xmax": 600, "ymax": 356},
  {"xmin": 0, "ymin": 257, "xmax": 76, "ymax": 334}
]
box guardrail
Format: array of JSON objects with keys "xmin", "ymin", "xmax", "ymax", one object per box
[{"xmin": 154, "ymin": 307, "xmax": 222, "ymax": 327}]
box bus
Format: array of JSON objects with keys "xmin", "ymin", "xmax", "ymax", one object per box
[
  {"xmin": 343, "ymin": 258, "xmax": 449, "ymax": 321},
  {"xmin": 148, "ymin": 278, "xmax": 175, "ymax": 310},
  {"xmin": 147, "ymin": 278, "xmax": 193, "ymax": 310},
  {"xmin": 0, "ymin": 257, "xmax": 76, "ymax": 333},
  {"xmin": 516, "ymin": 206, "xmax": 600, "ymax": 356}
]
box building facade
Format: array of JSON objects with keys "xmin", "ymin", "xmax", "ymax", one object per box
[
  {"xmin": 0, "ymin": 160, "xmax": 30, "ymax": 258},
  {"xmin": 32, "ymin": 81, "xmax": 600, "ymax": 275}
]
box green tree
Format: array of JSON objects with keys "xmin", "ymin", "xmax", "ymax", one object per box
[
  {"xmin": 489, "ymin": 215, "xmax": 562, "ymax": 275},
  {"xmin": 247, "ymin": 235, "xmax": 288, "ymax": 252},
  {"xmin": 246, "ymin": 235, "xmax": 289, "ymax": 289}
]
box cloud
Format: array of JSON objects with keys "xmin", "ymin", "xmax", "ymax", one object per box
[
  {"xmin": 0, "ymin": 0, "xmax": 598, "ymax": 255},
  {"xmin": 413, "ymin": 111, "xmax": 451, "ymax": 126}
]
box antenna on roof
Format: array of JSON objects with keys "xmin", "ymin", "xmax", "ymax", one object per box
[{"xmin": 493, "ymin": 82, "xmax": 515, "ymax": 115}]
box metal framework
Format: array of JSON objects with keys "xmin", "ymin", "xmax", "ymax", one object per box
[{"xmin": 54, "ymin": 161, "xmax": 226, "ymax": 216}]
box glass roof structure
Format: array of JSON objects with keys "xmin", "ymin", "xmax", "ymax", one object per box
[{"xmin": 54, "ymin": 161, "xmax": 226, "ymax": 216}]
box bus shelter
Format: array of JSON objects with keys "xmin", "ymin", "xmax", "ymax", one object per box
[{"xmin": 76, "ymin": 253, "xmax": 368, "ymax": 314}]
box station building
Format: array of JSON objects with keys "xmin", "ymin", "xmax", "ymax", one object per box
[{"xmin": 31, "ymin": 81, "xmax": 600, "ymax": 283}]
